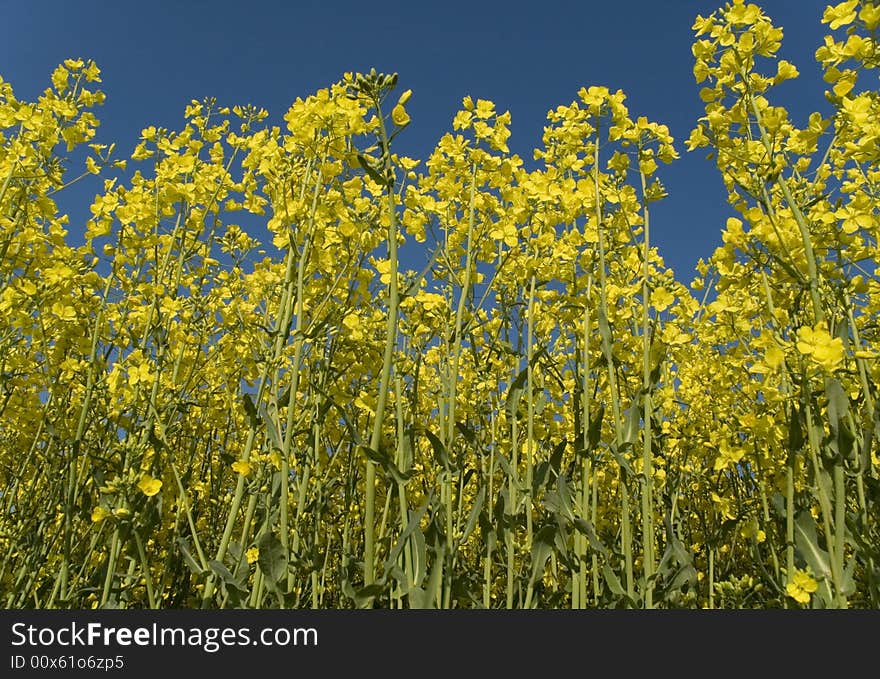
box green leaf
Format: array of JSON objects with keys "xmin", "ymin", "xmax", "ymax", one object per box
[
  {"xmin": 841, "ymin": 556, "xmax": 856, "ymax": 597},
  {"xmin": 241, "ymin": 392, "xmax": 259, "ymax": 428},
  {"xmin": 667, "ymin": 563, "xmax": 698, "ymax": 594},
  {"xmin": 505, "ymin": 366, "xmax": 529, "ymax": 420},
  {"xmin": 263, "ymin": 413, "xmax": 282, "ymax": 451},
  {"xmin": 543, "ymin": 474, "xmax": 577, "ymax": 526},
  {"xmin": 456, "ymin": 421, "xmax": 477, "ymax": 445},
  {"xmin": 412, "ymin": 523, "xmax": 428, "ymax": 585},
  {"xmin": 496, "ymin": 454, "xmax": 523, "ymax": 494},
  {"xmin": 602, "ymin": 564, "xmax": 625, "ymax": 597},
  {"xmin": 384, "ymin": 501, "xmax": 429, "ymax": 574},
  {"xmin": 609, "ymin": 443, "xmax": 635, "ymax": 477},
  {"xmin": 788, "ymin": 403, "xmax": 804, "ymax": 452},
  {"xmin": 535, "ymin": 439, "xmax": 566, "ymax": 493},
  {"xmin": 555, "ymin": 474, "xmax": 576, "ymax": 518},
  {"xmin": 459, "ymin": 487, "xmax": 485, "ymax": 545},
  {"xmin": 504, "ymin": 348, "xmax": 547, "ymax": 421},
  {"xmin": 176, "ymin": 538, "xmax": 206, "ymax": 577},
  {"xmin": 533, "ymin": 460, "xmax": 552, "ymax": 496},
  {"xmin": 794, "ymin": 511, "xmax": 832, "ymax": 582},
  {"xmin": 825, "ymin": 379, "xmax": 849, "ymax": 426},
  {"xmin": 572, "ymin": 518, "xmax": 609, "ymax": 557},
  {"xmin": 549, "ymin": 438, "xmax": 565, "ymax": 475},
  {"xmin": 825, "ymin": 379, "xmax": 855, "ymax": 461},
  {"xmin": 360, "ymin": 445, "xmax": 412, "ymax": 484},
  {"xmin": 622, "ymin": 402, "xmax": 641, "ymax": 445},
  {"xmin": 529, "ymin": 524, "xmax": 556, "ymax": 587},
  {"xmin": 587, "ymin": 405, "xmax": 605, "ymax": 451},
  {"xmin": 409, "ymin": 544, "xmax": 445, "ymax": 609},
  {"xmin": 424, "ymin": 429, "xmax": 450, "ymax": 470},
  {"xmin": 257, "ymin": 531, "xmax": 288, "ymax": 590},
  {"xmin": 598, "ymin": 308, "xmax": 613, "ymax": 349},
  {"xmin": 278, "ymin": 386, "xmax": 291, "ymax": 408},
  {"xmin": 357, "ymin": 153, "xmax": 388, "ymax": 186},
  {"xmin": 208, "ymin": 560, "xmax": 247, "ymax": 606},
  {"xmin": 353, "ymin": 584, "xmax": 385, "ymax": 609}
]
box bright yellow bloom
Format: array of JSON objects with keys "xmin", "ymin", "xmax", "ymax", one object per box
[
  {"xmin": 652, "ymin": 287, "xmax": 675, "ymax": 312},
  {"xmin": 786, "ymin": 569, "xmax": 818, "ymax": 604},
  {"xmin": 231, "ymin": 460, "xmax": 252, "ymax": 476},
  {"xmin": 246, "ymin": 547, "xmax": 260, "ymax": 564},
  {"xmin": 765, "ymin": 345, "xmax": 785, "ymax": 370},
  {"xmin": 713, "ymin": 439, "xmax": 745, "ymax": 472},
  {"xmin": 342, "ymin": 313, "xmax": 364, "ymax": 341},
  {"xmin": 860, "ymin": 3, "xmax": 880, "ymax": 30},
  {"xmin": 823, "ymin": 0, "xmax": 858, "ymax": 30},
  {"xmin": 796, "ymin": 323, "xmax": 845, "ymax": 372},
  {"xmin": 51, "ymin": 302, "xmax": 77, "ymax": 322},
  {"xmin": 91, "ymin": 506, "xmax": 111, "ymax": 523},
  {"xmin": 137, "ymin": 475, "xmax": 162, "ymax": 497},
  {"xmin": 128, "ymin": 362, "xmax": 154, "ymax": 387},
  {"xmin": 391, "ymin": 104, "xmax": 410, "ymax": 127}
]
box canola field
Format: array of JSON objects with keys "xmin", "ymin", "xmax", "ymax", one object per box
[{"xmin": 1, "ymin": 1, "xmax": 878, "ymax": 608}]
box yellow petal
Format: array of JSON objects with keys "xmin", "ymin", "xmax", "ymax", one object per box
[
  {"xmin": 137, "ymin": 475, "xmax": 162, "ymax": 497},
  {"xmin": 91, "ymin": 506, "xmax": 111, "ymax": 523},
  {"xmin": 231, "ymin": 460, "xmax": 252, "ymax": 476},
  {"xmin": 391, "ymin": 104, "xmax": 410, "ymax": 127}
]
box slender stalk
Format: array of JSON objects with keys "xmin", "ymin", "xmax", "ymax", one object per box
[
  {"xmin": 592, "ymin": 120, "xmax": 634, "ymax": 602},
  {"xmin": 638, "ymin": 166, "xmax": 655, "ymax": 609},
  {"xmin": 365, "ymin": 90, "xmax": 402, "ymax": 588}
]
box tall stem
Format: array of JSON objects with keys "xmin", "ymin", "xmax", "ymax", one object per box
[
  {"xmin": 365, "ymin": 95, "xmax": 401, "ymax": 588},
  {"xmin": 638, "ymin": 167, "xmax": 655, "ymax": 608}
]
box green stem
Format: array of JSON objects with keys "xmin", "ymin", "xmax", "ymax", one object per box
[
  {"xmin": 365, "ymin": 93, "xmax": 401, "ymax": 589},
  {"xmin": 638, "ymin": 166, "xmax": 655, "ymax": 609}
]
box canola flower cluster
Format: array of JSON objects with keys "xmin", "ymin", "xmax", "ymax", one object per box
[{"xmin": 1, "ymin": 1, "xmax": 878, "ymax": 609}]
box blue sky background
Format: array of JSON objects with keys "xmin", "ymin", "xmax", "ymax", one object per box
[{"xmin": 2, "ymin": 0, "xmax": 831, "ymax": 280}]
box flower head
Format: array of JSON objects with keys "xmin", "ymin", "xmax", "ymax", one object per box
[
  {"xmin": 786, "ymin": 569, "xmax": 818, "ymax": 604},
  {"xmin": 391, "ymin": 104, "xmax": 410, "ymax": 127}
]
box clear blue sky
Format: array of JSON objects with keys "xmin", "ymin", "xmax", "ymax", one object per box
[{"xmin": 2, "ymin": 0, "xmax": 830, "ymax": 279}]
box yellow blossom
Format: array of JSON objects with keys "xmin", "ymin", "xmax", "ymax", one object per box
[
  {"xmin": 91, "ymin": 506, "xmax": 111, "ymax": 523},
  {"xmin": 796, "ymin": 323, "xmax": 845, "ymax": 372},
  {"xmin": 231, "ymin": 460, "xmax": 252, "ymax": 476},
  {"xmin": 786, "ymin": 569, "xmax": 818, "ymax": 604},
  {"xmin": 137, "ymin": 475, "xmax": 162, "ymax": 497},
  {"xmin": 391, "ymin": 104, "xmax": 410, "ymax": 127}
]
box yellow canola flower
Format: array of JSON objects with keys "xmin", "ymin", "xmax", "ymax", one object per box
[
  {"xmin": 725, "ymin": 0, "xmax": 762, "ymax": 26},
  {"xmin": 246, "ymin": 547, "xmax": 260, "ymax": 564},
  {"xmin": 91, "ymin": 506, "xmax": 111, "ymax": 523},
  {"xmin": 391, "ymin": 104, "xmax": 410, "ymax": 127},
  {"xmin": 342, "ymin": 313, "xmax": 364, "ymax": 341},
  {"xmin": 652, "ymin": 287, "xmax": 675, "ymax": 312},
  {"xmin": 740, "ymin": 518, "xmax": 766, "ymax": 544},
  {"xmin": 713, "ymin": 439, "xmax": 745, "ymax": 472},
  {"xmin": 823, "ymin": 0, "xmax": 858, "ymax": 30},
  {"xmin": 786, "ymin": 569, "xmax": 818, "ymax": 604},
  {"xmin": 128, "ymin": 362, "xmax": 153, "ymax": 388},
  {"xmin": 860, "ymin": 3, "xmax": 880, "ymax": 30},
  {"xmin": 796, "ymin": 323, "xmax": 845, "ymax": 372},
  {"xmin": 51, "ymin": 302, "xmax": 77, "ymax": 322},
  {"xmin": 137, "ymin": 474, "xmax": 162, "ymax": 497},
  {"xmin": 231, "ymin": 460, "xmax": 252, "ymax": 476},
  {"xmin": 765, "ymin": 345, "xmax": 785, "ymax": 370},
  {"xmin": 774, "ymin": 60, "xmax": 799, "ymax": 84}
]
